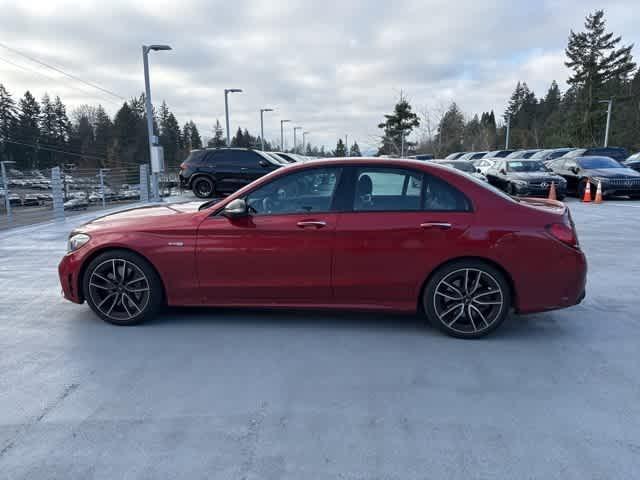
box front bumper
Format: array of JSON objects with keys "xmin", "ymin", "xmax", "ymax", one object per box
[
  {"xmin": 58, "ymin": 252, "xmax": 84, "ymax": 304},
  {"xmin": 514, "ymin": 183, "xmax": 567, "ymax": 197}
]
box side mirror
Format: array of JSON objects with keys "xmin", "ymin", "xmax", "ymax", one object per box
[
  {"xmin": 500, "ymin": 169, "xmax": 506, "ymax": 175},
  {"xmin": 221, "ymin": 198, "xmax": 248, "ymax": 218},
  {"xmin": 476, "ymin": 168, "xmax": 482, "ymax": 173},
  {"xmin": 259, "ymin": 159, "xmax": 269, "ymax": 168},
  {"xmin": 570, "ymin": 166, "xmax": 579, "ymax": 174}
]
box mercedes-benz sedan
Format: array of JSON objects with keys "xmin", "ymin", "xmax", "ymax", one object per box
[{"xmin": 59, "ymin": 158, "xmax": 586, "ymax": 339}]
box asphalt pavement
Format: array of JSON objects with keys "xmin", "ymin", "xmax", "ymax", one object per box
[{"xmin": 0, "ymin": 198, "xmax": 638, "ymax": 479}]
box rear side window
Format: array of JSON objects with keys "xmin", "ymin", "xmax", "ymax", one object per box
[
  {"xmin": 184, "ymin": 151, "xmax": 207, "ymax": 165},
  {"xmin": 424, "ymin": 174, "xmax": 472, "ymax": 211},
  {"xmin": 353, "ymin": 168, "xmax": 422, "ymax": 211}
]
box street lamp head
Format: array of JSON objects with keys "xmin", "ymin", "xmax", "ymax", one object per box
[
  {"xmin": 281, "ymin": 119, "xmax": 291, "ymax": 123},
  {"xmin": 261, "ymin": 108, "xmax": 274, "ymax": 113},
  {"xmin": 226, "ymin": 88, "xmax": 243, "ymax": 94},
  {"xmin": 148, "ymin": 44, "xmax": 172, "ymax": 51},
  {"xmin": 294, "ymin": 126, "xmax": 302, "ymax": 131}
]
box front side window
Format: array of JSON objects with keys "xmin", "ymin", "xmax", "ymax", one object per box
[
  {"xmin": 578, "ymin": 157, "xmax": 622, "ymax": 169},
  {"xmin": 507, "ymin": 161, "xmax": 547, "ymax": 172},
  {"xmin": 245, "ymin": 167, "xmax": 341, "ymax": 215},
  {"xmin": 353, "ymin": 168, "xmax": 422, "ymax": 211}
]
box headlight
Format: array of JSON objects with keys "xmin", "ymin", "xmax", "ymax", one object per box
[{"xmin": 67, "ymin": 233, "xmax": 91, "ymax": 253}]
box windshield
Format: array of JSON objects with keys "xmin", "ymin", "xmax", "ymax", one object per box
[
  {"xmin": 529, "ymin": 150, "xmax": 550, "ymax": 159},
  {"xmin": 506, "ymin": 161, "xmax": 548, "ymax": 172},
  {"xmin": 442, "ymin": 161, "xmax": 475, "ymax": 172},
  {"xmin": 578, "ymin": 157, "xmax": 623, "ymax": 169}
]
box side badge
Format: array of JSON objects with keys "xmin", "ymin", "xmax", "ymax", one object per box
[{"xmin": 168, "ymin": 241, "xmax": 184, "ymax": 247}]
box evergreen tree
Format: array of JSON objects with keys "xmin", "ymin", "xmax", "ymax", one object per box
[
  {"xmin": 208, "ymin": 119, "xmax": 225, "ymax": 148},
  {"xmin": 159, "ymin": 111, "xmax": 181, "ymax": 167},
  {"xmin": 349, "ymin": 141, "xmax": 362, "ymax": 157},
  {"xmin": 181, "ymin": 122, "xmax": 192, "ymax": 151},
  {"xmin": 565, "ymin": 9, "xmax": 636, "ymax": 144},
  {"xmin": 94, "ymin": 105, "xmax": 113, "ymax": 164},
  {"xmin": 39, "ymin": 94, "xmax": 57, "ymax": 144},
  {"xmin": 377, "ymin": 95, "xmax": 420, "ymax": 155},
  {"xmin": 435, "ymin": 102, "xmax": 465, "ymax": 155},
  {"xmin": 189, "ymin": 121, "xmax": 202, "ymax": 149},
  {"xmin": 16, "ymin": 91, "xmax": 41, "ymax": 169},
  {"xmin": 333, "ymin": 138, "xmax": 347, "ymax": 157},
  {"xmin": 53, "ymin": 96, "xmax": 71, "ymax": 145},
  {"xmin": 0, "ymin": 84, "xmax": 17, "ymax": 142}
]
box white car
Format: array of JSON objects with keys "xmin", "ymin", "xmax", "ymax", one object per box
[{"xmin": 473, "ymin": 158, "xmax": 496, "ymax": 175}]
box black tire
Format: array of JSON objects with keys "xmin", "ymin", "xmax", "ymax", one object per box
[
  {"xmin": 507, "ymin": 183, "xmax": 517, "ymax": 196},
  {"xmin": 423, "ymin": 260, "xmax": 511, "ymax": 339},
  {"xmin": 82, "ymin": 249, "xmax": 164, "ymax": 326},
  {"xmin": 192, "ymin": 176, "xmax": 215, "ymax": 198}
]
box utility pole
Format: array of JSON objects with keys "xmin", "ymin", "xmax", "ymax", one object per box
[
  {"xmin": 302, "ymin": 131, "xmax": 309, "ymax": 154},
  {"xmin": 1, "ymin": 160, "xmax": 15, "ymax": 223},
  {"xmin": 599, "ymin": 99, "xmax": 613, "ymax": 147},
  {"xmin": 293, "ymin": 127, "xmax": 302, "ymax": 154}
]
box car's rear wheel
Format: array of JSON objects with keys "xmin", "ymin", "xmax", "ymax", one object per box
[
  {"xmin": 83, "ymin": 250, "xmax": 163, "ymax": 326},
  {"xmin": 423, "ymin": 260, "xmax": 511, "ymax": 338},
  {"xmin": 193, "ymin": 176, "xmax": 215, "ymax": 198}
]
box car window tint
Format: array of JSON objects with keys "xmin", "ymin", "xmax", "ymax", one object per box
[
  {"xmin": 245, "ymin": 167, "xmax": 341, "ymax": 215},
  {"xmin": 424, "ymin": 174, "xmax": 471, "ymax": 211},
  {"xmin": 353, "ymin": 168, "xmax": 422, "ymax": 211}
]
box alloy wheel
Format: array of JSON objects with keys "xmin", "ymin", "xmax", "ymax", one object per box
[
  {"xmin": 88, "ymin": 259, "xmax": 150, "ymax": 321},
  {"xmin": 433, "ymin": 268, "xmax": 504, "ymax": 335},
  {"xmin": 195, "ymin": 179, "xmax": 213, "ymax": 197}
]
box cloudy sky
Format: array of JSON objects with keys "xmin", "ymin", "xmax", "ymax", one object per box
[{"xmin": 0, "ymin": 0, "xmax": 638, "ymax": 153}]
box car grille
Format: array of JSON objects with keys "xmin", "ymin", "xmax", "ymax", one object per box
[{"xmin": 602, "ymin": 177, "xmax": 640, "ymax": 187}]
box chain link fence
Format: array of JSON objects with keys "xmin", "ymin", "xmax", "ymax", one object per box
[{"xmin": 0, "ymin": 163, "xmax": 184, "ymax": 230}]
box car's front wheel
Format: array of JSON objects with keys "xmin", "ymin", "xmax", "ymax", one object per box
[
  {"xmin": 423, "ymin": 260, "xmax": 511, "ymax": 338},
  {"xmin": 83, "ymin": 250, "xmax": 164, "ymax": 325},
  {"xmin": 192, "ymin": 176, "xmax": 215, "ymax": 198}
]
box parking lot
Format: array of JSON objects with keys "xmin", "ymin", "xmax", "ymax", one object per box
[{"xmin": 0, "ymin": 196, "xmax": 638, "ymax": 479}]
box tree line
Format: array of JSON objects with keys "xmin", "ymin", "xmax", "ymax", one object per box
[{"xmin": 378, "ymin": 10, "xmax": 639, "ymax": 157}]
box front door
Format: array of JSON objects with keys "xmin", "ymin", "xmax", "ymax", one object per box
[{"xmin": 196, "ymin": 166, "xmax": 343, "ymax": 305}]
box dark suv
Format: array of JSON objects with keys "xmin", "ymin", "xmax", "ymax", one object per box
[{"xmin": 179, "ymin": 148, "xmax": 282, "ymax": 198}]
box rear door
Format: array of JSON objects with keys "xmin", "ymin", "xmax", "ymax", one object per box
[{"xmin": 332, "ymin": 166, "xmax": 473, "ymax": 310}]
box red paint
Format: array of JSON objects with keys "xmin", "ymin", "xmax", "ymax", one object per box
[{"xmin": 59, "ymin": 159, "xmax": 587, "ymax": 315}]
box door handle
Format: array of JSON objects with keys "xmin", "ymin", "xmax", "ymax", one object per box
[
  {"xmin": 297, "ymin": 220, "xmax": 327, "ymax": 229},
  {"xmin": 420, "ymin": 222, "xmax": 452, "ymax": 230}
]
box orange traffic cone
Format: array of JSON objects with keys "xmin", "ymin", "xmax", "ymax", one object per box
[
  {"xmin": 548, "ymin": 182, "xmax": 557, "ymax": 201},
  {"xmin": 594, "ymin": 180, "xmax": 603, "ymax": 204},
  {"xmin": 582, "ymin": 180, "xmax": 592, "ymax": 203}
]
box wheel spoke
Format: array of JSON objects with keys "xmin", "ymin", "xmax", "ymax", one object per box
[
  {"xmin": 97, "ymin": 291, "xmax": 117, "ymax": 308},
  {"xmin": 105, "ymin": 293, "xmax": 120, "ymax": 315},
  {"xmin": 466, "ymin": 305, "xmax": 478, "ymax": 331},
  {"xmin": 441, "ymin": 280, "xmax": 463, "ymax": 298},
  {"xmin": 92, "ymin": 272, "xmax": 114, "ymax": 286},
  {"xmin": 89, "ymin": 282, "xmax": 111, "ymax": 291},
  {"xmin": 123, "ymin": 293, "xmax": 142, "ymax": 313},
  {"xmin": 464, "ymin": 269, "xmax": 470, "ymax": 294},
  {"xmin": 125, "ymin": 287, "xmax": 149, "ymax": 294},
  {"xmin": 469, "ymin": 304, "xmax": 489, "ymax": 327},
  {"xmin": 126, "ymin": 277, "xmax": 146, "ymax": 286},
  {"xmin": 435, "ymin": 290, "xmax": 462, "ymax": 301},
  {"xmin": 446, "ymin": 305, "xmax": 465, "ymax": 327},
  {"xmin": 112, "ymin": 260, "xmax": 117, "ymax": 282},
  {"xmin": 470, "ymin": 271, "xmax": 482, "ymax": 294},
  {"xmin": 120, "ymin": 295, "xmax": 132, "ymax": 318},
  {"xmin": 473, "ymin": 299, "xmax": 502, "ymax": 305},
  {"xmin": 440, "ymin": 302, "xmax": 464, "ymax": 318},
  {"xmin": 473, "ymin": 289, "xmax": 500, "ymax": 299}
]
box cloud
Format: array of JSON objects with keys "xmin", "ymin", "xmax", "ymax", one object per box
[{"xmin": 0, "ymin": 0, "xmax": 638, "ymax": 152}]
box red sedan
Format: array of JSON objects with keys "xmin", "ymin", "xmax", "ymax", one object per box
[{"xmin": 59, "ymin": 158, "xmax": 586, "ymax": 338}]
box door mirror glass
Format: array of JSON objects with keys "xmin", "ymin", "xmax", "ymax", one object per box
[{"xmin": 221, "ymin": 198, "xmax": 248, "ymax": 218}]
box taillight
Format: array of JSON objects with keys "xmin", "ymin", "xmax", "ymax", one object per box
[{"xmin": 546, "ymin": 223, "xmax": 579, "ymax": 249}]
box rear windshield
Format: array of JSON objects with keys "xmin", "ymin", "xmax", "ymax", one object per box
[
  {"xmin": 586, "ymin": 148, "xmax": 628, "ymax": 162},
  {"xmin": 507, "ymin": 161, "xmax": 547, "ymax": 172},
  {"xmin": 442, "ymin": 161, "xmax": 475, "ymax": 172},
  {"xmin": 578, "ymin": 157, "xmax": 623, "ymax": 169}
]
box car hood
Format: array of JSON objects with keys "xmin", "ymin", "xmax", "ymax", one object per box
[
  {"xmin": 79, "ymin": 201, "xmax": 209, "ymax": 231},
  {"xmin": 508, "ymin": 171, "xmax": 564, "ymax": 182},
  {"xmin": 583, "ymin": 168, "xmax": 640, "ymax": 178}
]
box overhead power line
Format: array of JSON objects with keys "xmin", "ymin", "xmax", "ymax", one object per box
[
  {"xmin": 0, "ymin": 42, "xmax": 126, "ymax": 101},
  {"xmin": 3, "ymin": 139, "xmax": 108, "ymax": 161}
]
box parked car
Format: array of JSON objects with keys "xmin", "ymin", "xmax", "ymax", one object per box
[
  {"xmin": 547, "ymin": 155, "xmax": 640, "ymax": 198},
  {"xmin": 485, "ymin": 159, "xmax": 567, "ymax": 199},
  {"xmin": 472, "ymin": 158, "xmax": 496, "ymax": 175},
  {"xmin": 457, "ymin": 152, "xmax": 488, "ymax": 161},
  {"xmin": 482, "ymin": 150, "xmax": 516, "ymax": 159},
  {"xmin": 558, "ymin": 146, "xmax": 629, "ymax": 164},
  {"xmin": 264, "ymin": 152, "xmax": 291, "ymax": 165},
  {"xmin": 623, "ymin": 152, "xmax": 640, "ymax": 172},
  {"xmin": 59, "ymin": 158, "xmax": 587, "ymax": 339},
  {"xmin": 408, "ymin": 154, "xmax": 434, "ymax": 160},
  {"xmin": 8, "ymin": 193, "xmax": 21, "ymax": 206},
  {"xmin": 444, "ymin": 152, "xmax": 465, "ymax": 160},
  {"xmin": 530, "ymin": 148, "xmax": 576, "ymax": 164},
  {"xmin": 64, "ymin": 198, "xmax": 89, "ymax": 210},
  {"xmin": 504, "ymin": 149, "xmax": 543, "ymax": 159},
  {"xmin": 433, "ymin": 160, "xmax": 488, "ymax": 182},
  {"xmin": 179, "ymin": 148, "xmax": 282, "ymax": 198},
  {"xmin": 22, "ymin": 194, "xmax": 41, "ymax": 206}
]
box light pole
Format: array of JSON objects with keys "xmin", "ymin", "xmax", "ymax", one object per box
[
  {"xmin": 260, "ymin": 108, "xmax": 273, "ymax": 151},
  {"xmin": 598, "ymin": 99, "xmax": 613, "ymax": 147},
  {"xmin": 302, "ymin": 131, "xmax": 309, "ymax": 154},
  {"xmin": 280, "ymin": 119, "xmax": 290, "ymax": 151},
  {"xmin": 142, "ymin": 44, "xmax": 172, "ymax": 202},
  {"xmin": 345, "ymin": 134, "xmax": 349, "ymax": 156},
  {"xmin": 505, "ymin": 115, "xmax": 511, "ymax": 149},
  {"xmin": 224, "ymin": 88, "xmax": 243, "ymax": 146},
  {"xmin": 293, "ymin": 127, "xmax": 302, "ymax": 154},
  {"xmin": 1, "ymin": 160, "xmax": 15, "ymax": 222}
]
